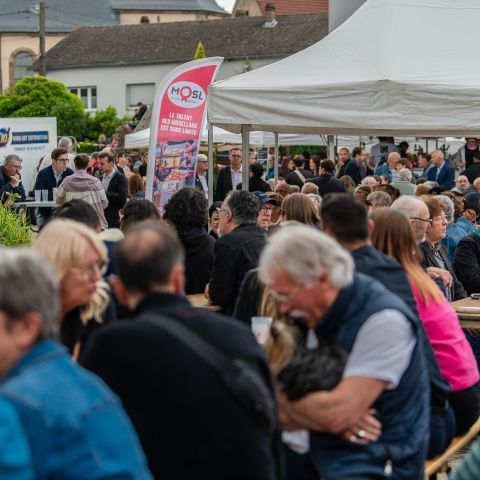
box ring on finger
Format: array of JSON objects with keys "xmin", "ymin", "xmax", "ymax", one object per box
[{"xmin": 357, "ymin": 429, "xmax": 366, "ymax": 438}]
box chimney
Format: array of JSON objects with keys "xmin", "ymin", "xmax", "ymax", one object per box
[{"xmin": 263, "ymin": 3, "xmax": 278, "ymax": 28}]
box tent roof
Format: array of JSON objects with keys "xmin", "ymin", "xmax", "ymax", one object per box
[{"xmin": 208, "ymin": 0, "xmax": 480, "ymax": 136}]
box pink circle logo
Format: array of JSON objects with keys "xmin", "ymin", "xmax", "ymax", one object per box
[{"xmin": 168, "ymin": 81, "xmax": 206, "ymax": 109}]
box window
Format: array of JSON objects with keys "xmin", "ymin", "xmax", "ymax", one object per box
[
  {"xmin": 13, "ymin": 52, "xmax": 34, "ymax": 82},
  {"xmin": 69, "ymin": 86, "xmax": 97, "ymax": 112},
  {"xmin": 126, "ymin": 83, "xmax": 155, "ymax": 113}
]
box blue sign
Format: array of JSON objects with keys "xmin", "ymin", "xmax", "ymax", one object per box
[{"xmin": 11, "ymin": 131, "xmax": 49, "ymax": 145}]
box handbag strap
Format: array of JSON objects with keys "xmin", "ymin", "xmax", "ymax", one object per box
[
  {"xmin": 294, "ymin": 169, "xmax": 306, "ymax": 184},
  {"xmin": 137, "ymin": 313, "xmax": 233, "ymax": 372}
]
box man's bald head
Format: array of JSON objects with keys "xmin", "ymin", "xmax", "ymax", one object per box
[{"xmin": 114, "ymin": 221, "xmax": 184, "ymax": 293}]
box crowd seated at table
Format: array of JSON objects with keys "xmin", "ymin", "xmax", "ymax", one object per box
[{"xmin": 3, "ymin": 140, "xmax": 480, "ymax": 479}]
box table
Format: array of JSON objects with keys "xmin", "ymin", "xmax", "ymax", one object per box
[
  {"xmin": 451, "ymin": 297, "xmax": 480, "ymax": 329},
  {"xmin": 187, "ymin": 294, "xmax": 221, "ymax": 311},
  {"xmin": 14, "ymin": 201, "xmax": 58, "ymax": 208}
]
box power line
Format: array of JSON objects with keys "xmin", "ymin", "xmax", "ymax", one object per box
[{"xmin": 0, "ymin": 10, "xmax": 31, "ymax": 17}]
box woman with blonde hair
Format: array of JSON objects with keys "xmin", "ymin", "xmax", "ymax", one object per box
[
  {"xmin": 281, "ymin": 193, "xmax": 320, "ymax": 226},
  {"xmin": 370, "ymin": 207, "xmax": 480, "ymax": 436},
  {"xmin": 33, "ymin": 219, "xmax": 114, "ymax": 359}
]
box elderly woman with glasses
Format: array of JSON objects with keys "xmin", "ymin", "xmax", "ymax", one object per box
[
  {"xmin": 418, "ymin": 195, "xmax": 467, "ymax": 302},
  {"xmin": 33, "ymin": 219, "xmax": 115, "ymax": 359}
]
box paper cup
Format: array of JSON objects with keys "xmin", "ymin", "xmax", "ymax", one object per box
[
  {"xmin": 34, "ymin": 190, "xmax": 41, "ymax": 202},
  {"xmin": 251, "ymin": 316, "xmax": 273, "ymax": 344}
]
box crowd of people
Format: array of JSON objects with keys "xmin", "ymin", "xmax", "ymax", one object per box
[{"xmin": 1, "ymin": 137, "xmax": 480, "ymax": 478}]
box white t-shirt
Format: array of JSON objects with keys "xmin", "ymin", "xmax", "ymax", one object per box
[{"xmin": 281, "ymin": 309, "xmax": 415, "ymax": 453}]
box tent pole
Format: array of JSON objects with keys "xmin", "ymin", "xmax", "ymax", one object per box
[
  {"xmin": 327, "ymin": 135, "xmax": 335, "ymax": 160},
  {"xmin": 208, "ymin": 124, "xmax": 214, "ymax": 206},
  {"xmin": 274, "ymin": 133, "xmax": 279, "ymax": 188},
  {"xmin": 241, "ymin": 127, "xmax": 249, "ymax": 191}
]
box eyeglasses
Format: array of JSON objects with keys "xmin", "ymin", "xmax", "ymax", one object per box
[
  {"xmin": 432, "ymin": 214, "xmax": 448, "ymax": 223},
  {"xmin": 260, "ymin": 206, "xmax": 274, "ymax": 213},
  {"xmin": 9, "ymin": 164, "xmax": 22, "ymax": 170},
  {"xmin": 70, "ymin": 260, "xmax": 109, "ymax": 276},
  {"xmin": 269, "ymin": 285, "xmax": 302, "ymax": 305},
  {"xmin": 56, "ymin": 157, "xmax": 69, "ymax": 163},
  {"xmin": 411, "ymin": 217, "xmax": 432, "ymax": 225}
]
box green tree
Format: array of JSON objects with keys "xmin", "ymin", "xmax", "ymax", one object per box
[
  {"xmin": 88, "ymin": 106, "xmax": 125, "ymax": 141},
  {"xmin": 0, "ymin": 76, "xmax": 85, "ymax": 138},
  {"xmin": 0, "ymin": 76, "xmax": 130, "ymax": 143},
  {"xmin": 194, "ymin": 41, "xmax": 206, "ymax": 59}
]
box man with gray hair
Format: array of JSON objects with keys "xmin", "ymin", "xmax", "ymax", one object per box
[
  {"xmin": 38, "ymin": 137, "xmax": 75, "ymax": 171},
  {"xmin": 366, "ymin": 190, "xmax": 391, "ymax": 209},
  {"xmin": 0, "ymin": 249, "xmax": 152, "ymax": 479},
  {"xmin": 0, "ymin": 154, "xmax": 25, "ymax": 203},
  {"xmin": 205, "ymin": 190, "xmax": 266, "ymax": 315},
  {"xmin": 194, "ymin": 153, "xmax": 209, "ymax": 199},
  {"xmin": 392, "ymin": 196, "xmax": 454, "ymax": 289},
  {"xmin": 258, "ymin": 225, "xmax": 429, "ymax": 479}
]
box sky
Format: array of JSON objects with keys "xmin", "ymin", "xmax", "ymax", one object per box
[{"xmin": 216, "ymin": 0, "xmax": 236, "ymax": 13}]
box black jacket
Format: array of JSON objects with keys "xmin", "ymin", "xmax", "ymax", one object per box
[
  {"xmin": 215, "ymin": 165, "xmax": 233, "ymax": 201},
  {"xmin": 178, "ymin": 227, "xmax": 216, "ymax": 295},
  {"xmin": 209, "ymin": 223, "xmax": 266, "ymax": 315},
  {"xmin": 33, "ymin": 166, "xmax": 74, "ymax": 215},
  {"xmin": 104, "ymin": 170, "xmax": 128, "ymax": 228},
  {"xmin": 462, "ymin": 164, "xmax": 480, "ymax": 184},
  {"xmin": 454, "ymin": 233, "xmax": 480, "ymax": 295},
  {"xmin": 307, "ymin": 173, "xmax": 347, "ymax": 196},
  {"xmin": 343, "ymin": 160, "xmax": 366, "ymax": 186},
  {"xmin": 233, "ymin": 268, "xmax": 262, "ymax": 325},
  {"xmin": 285, "ymin": 168, "xmax": 313, "ymax": 188},
  {"xmin": 0, "ymin": 166, "xmax": 25, "ymax": 203},
  {"xmin": 194, "ymin": 173, "xmax": 209, "ymax": 198},
  {"xmin": 81, "ymin": 293, "xmax": 278, "ymax": 480},
  {"xmin": 419, "ymin": 241, "xmax": 467, "ymax": 300},
  {"xmin": 236, "ymin": 176, "xmax": 272, "ymax": 193}
]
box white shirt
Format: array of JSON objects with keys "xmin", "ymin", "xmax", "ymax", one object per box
[
  {"xmin": 198, "ymin": 174, "xmax": 208, "ymax": 198},
  {"xmin": 231, "ymin": 167, "xmax": 242, "ymax": 190},
  {"xmin": 52, "ymin": 166, "xmax": 63, "ymax": 186},
  {"xmin": 102, "ymin": 170, "xmax": 115, "ymax": 190}
]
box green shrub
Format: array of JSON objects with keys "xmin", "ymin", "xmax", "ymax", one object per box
[{"xmin": 0, "ymin": 195, "xmax": 31, "ymax": 247}]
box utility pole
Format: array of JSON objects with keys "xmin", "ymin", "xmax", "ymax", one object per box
[{"xmin": 38, "ymin": 2, "xmax": 46, "ymax": 76}]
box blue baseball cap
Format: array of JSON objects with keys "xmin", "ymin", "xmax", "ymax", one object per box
[{"xmin": 252, "ymin": 191, "xmax": 278, "ymax": 206}]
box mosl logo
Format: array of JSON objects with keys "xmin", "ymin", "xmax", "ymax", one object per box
[{"xmin": 168, "ymin": 81, "xmax": 205, "ymax": 109}]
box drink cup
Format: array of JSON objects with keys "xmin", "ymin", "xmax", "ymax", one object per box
[
  {"xmin": 34, "ymin": 190, "xmax": 41, "ymax": 202},
  {"xmin": 41, "ymin": 189, "xmax": 49, "ymax": 201},
  {"xmin": 251, "ymin": 316, "xmax": 273, "ymax": 344}
]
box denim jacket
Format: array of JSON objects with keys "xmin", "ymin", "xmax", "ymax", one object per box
[
  {"xmin": 0, "ymin": 340, "xmax": 152, "ymax": 479},
  {"xmin": 0, "ymin": 397, "xmax": 34, "ymax": 479}
]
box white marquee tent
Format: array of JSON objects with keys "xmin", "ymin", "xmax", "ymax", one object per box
[
  {"xmin": 208, "ymin": 0, "xmax": 480, "ymax": 137},
  {"xmin": 124, "ymin": 126, "xmax": 364, "ymax": 149}
]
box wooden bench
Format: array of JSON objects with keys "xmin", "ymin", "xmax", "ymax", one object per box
[{"xmin": 425, "ymin": 417, "xmax": 480, "ymax": 478}]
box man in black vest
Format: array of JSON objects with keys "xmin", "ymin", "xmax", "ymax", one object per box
[
  {"xmin": 258, "ymin": 225, "xmax": 429, "ymax": 479},
  {"xmin": 81, "ymin": 222, "xmax": 277, "ymax": 480}
]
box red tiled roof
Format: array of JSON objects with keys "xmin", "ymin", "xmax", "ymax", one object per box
[{"xmin": 257, "ymin": 0, "xmax": 328, "ymax": 15}]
